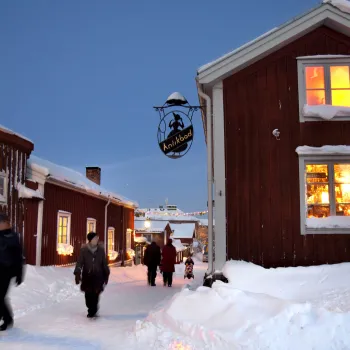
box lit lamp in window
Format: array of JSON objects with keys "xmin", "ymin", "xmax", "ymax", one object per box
[{"xmin": 144, "ymin": 218, "xmax": 151, "ymax": 229}]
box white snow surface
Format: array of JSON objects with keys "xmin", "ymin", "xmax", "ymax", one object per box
[
  {"xmin": 297, "ymin": 54, "xmax": 350, "ymax": 59},
  {"xmin": 135, "ymin": 260, "xmax": 350, "ymax": 349},
  {"xmin": 296, "ymin": 145, "xmax": 350, "ymax": 155},
  {"xmin": 307, "ymin": 216, "xmax": 350, "ymax": 228},
  {"xmin": 0, "ymin": 124, "xmax": 33, "ymax": 144},
  {"xmin": 171, "ymin": 238, "xmax": 186, "ymax": 252},
  {"xmin": 323, "ymin": 0, "xmax": 350, "ymax": 13},
  {"xmin": 166, "ymin": 92, "xmax": 187, "ymax": 103},
  {"xmin": 171, "ymin": 223, "xmax": 196, "ymax": 239},
  {"xmin": 2, "ymin": 261, "xmax": 207, "ymax": 349},
  {"xmin": 16, "ymin": 182, "xmax": 44, "ymax": 199},
  {"xmin": 27, "ymin": 155, "xmax": 138, "ymax": 208},
  {"xmin": 303, "ymin": 104, "xmax": 350, "ymax": 120}
]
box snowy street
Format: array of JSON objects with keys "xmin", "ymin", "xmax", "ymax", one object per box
[{"xmin": 0, "ymin": 259, "xmax": 207, "ymax": 350}]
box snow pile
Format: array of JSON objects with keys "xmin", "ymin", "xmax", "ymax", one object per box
[
  {"xmin": 171, "ymin": 238, "xmax": 186, "ymax": 252},
  {"xmin": 11, "ymin": 265, "xmax": 79, "ymax": 319},
  {"xmin": 17, "ymin": 182, "xmax": 44, "ymax": 199},
  {"xmin": 302, "ymin": 104, "xmax": 350, "ymax": 120},
  {"xmin": 296, "ymin": 145, "xmax": 350, "ymax": 155},
  {"xmin": 134, "ymin": 260, "xmax": 350, "ymax": 349},
  {"xmin": 323, "ymin": 0, "xmax": 350, "ymax": 13},
  {"xmin": 27, "ymin": 155, "xmax": 138, "ymax": 208},
  {"xmin": 307, "ymin": 216, "xmax": 350, "ymax": 228}
]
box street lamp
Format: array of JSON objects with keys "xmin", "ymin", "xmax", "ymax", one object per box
[{"xmin": 144, "ymin": 218, "xmax": 151, "ymax": 229}]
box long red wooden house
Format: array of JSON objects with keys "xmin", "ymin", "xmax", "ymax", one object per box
[
  {"xmin": 0, "ymin": 124, "xmax": 137, "ymax": 266},
  {"xmin": 197, "ymin": 1, "xmax": 350, "ymax": 273}
]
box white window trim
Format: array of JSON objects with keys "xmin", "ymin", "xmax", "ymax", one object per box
[
  {"xmin": 298, "ymin": 154, "xmax": 350, "ymax": 235},
  {"xmin": 297, "ymin": 56, "xmax": 350, "ymax": 122},
  {"xmin": 86, "ymin": 218, "xmax": 97, "ymax": 234},
  {"xmin": 57, "ymin": 211, "xmax": 72, "ymax": 245},
  {"xmin": 126, "ymin": 228, "xmax": 132, "ymax": 250},
  {"xmin": 0, "ymin": 170, "xmax": 7, "ymax": 204},
  {"xmin": 107, "ymin": 227, "xmax": 115, "ymax": 251}
]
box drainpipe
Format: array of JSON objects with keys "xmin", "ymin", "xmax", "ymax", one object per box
[
  {"xmin": 36, "ymin": 184, "xmax": 45, "ymax": 266},
  {"xmin": 104, "ymin": 196, "xmax": 111, "ymax": 255},
  {"xmin": 197, "ymin": 84, "xmax": 214, "ymax": 276}
]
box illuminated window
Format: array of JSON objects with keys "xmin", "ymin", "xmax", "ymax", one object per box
[
  {"xmin": 0, "ymin": 171, "xmax": 7, "ymax": 204},
  {"xmin": 87, "ymin": 218, "xmax": 96, "ymax": 234},
  {"xmin": 108, "ymin": 227, "xmax": 115, "ymax": 251},
  {"xmin": 57, "ymin": 211, "xmax": 71, "ymax": 245},
  {"xmin": 297, "ymin": 57, "xmax": 350, "ymax": 121},
  {"xmin": 297, "ymin": 153, "xmax": 350, "ymax": 234}
]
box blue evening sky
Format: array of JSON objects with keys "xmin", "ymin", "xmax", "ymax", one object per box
[{"xmin": 1, "ymin": 0, "xmax": 319, "ymax": 211}]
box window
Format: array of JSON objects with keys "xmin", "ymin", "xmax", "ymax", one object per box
[
  {"xmin": 87, "ymin": 218, "xmax": 96, "ymax": 234},
  {"xmin": 0, "ymin": 171, "xmax": 7, "ymax": 204},
  {"xmin": 297, "ymin": 57, "xmax": 350, "ymax": 122},
  {"xmin": 142, "ymin": 233, "xmax": 152, "ymax": 243},
  {"xmin": 126, "ymin": 229, "xmax": 132, "ymax": 250},
  {"xmin": 297, "ymin": 149, "xmax": 350, "ymax": 234},
  {"xmin": 57, "ymin": 211, "xmax": 71, "ymax": 245},
  {"xmin": 108, "ymin": 227, "xmax": 115, "ymax": 251}
]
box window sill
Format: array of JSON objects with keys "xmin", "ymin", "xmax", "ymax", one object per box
[
  {"xmin": 304, "ymin": 217, "xmax": 350, "ymax": 234},
  {"xmin": 301, "ymin": 104, "xmax": 350, "ymax": 122}
]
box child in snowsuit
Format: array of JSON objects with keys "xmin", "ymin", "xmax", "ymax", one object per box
[{"xmin": 184, "ymin": 255, "xmax": 194, "ymax": 279}]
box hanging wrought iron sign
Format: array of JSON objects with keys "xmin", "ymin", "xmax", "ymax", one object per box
[{"xmin": 154, "ymin": 92, "xmax": 202, "ymax": 159}]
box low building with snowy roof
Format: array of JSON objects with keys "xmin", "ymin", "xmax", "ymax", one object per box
[
  {"xmin": 197, "ymin": 0, "xmax": 350, "ymax": 273},
  {"xmin": 0, "ymin": 123, "xmax": 138, "ymax": 267},
  {"xmin": 170, "ymin": 223, "xmax": 196, "ymax": 246}
]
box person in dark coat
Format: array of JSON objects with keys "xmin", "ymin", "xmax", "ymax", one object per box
[
  {"xmin": 74, "ymin": 232, "xmax": 110, "ymax": 318},
  {"xmin": 143, "ymin": 240, "xmax": 161, "ymax": 286},
  {"xmin": 161, "ymin": 239, "xmax": 177, "ymax": 287},
  {"xmin": 0, "ymin": 213, "xmax": 24, "ymax": 331}
]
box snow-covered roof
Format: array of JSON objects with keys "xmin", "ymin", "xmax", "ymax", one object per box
[
  {"xmin": 27, "ymin": 155, "xmax": 138, "ymax": 208},
  {"xmin": 296, "ymin": 145, "xmax": 350, "ymax": 156},
  {"xmin": 171, "ymin": 223, "xmax": 196, "ymax": 239},
  {"xmin": 197, "ymin": 2, "xmax": 350, "ymax": 85},
  {"xmin": 0, "ymin": 124, "xmax": 33, "ymax": 144},
  {"xmin": 134, "ymin": 220, "xmax": 169, "ymax": 233}
]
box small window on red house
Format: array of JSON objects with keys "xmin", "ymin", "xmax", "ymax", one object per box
[{"xmin": 297, "ymin": 56, "xmax": 350, "ymax": 122}]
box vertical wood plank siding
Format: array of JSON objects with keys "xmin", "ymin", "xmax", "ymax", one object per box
[
  {"xmin": 0, "ymin": 132, "xmax": 33, "ymax": 249},
  {"xmin": 223, "ymin": 26, "xmax": 350, "ymax": 267}
]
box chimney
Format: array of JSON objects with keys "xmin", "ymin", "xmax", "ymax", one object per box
[{"xmin": 86, "ymin": 167, "xmax": 101, "ymax": 185}]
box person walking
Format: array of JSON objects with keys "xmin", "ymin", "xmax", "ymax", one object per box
[
  {"xmin": 161, "ymin": 239, "xmax": 177, "ymax": 287},
  {"xmin": 0, "ymin": 213, "xmax": 24, "ymax": 331},
  {"xmin": 143, "ymin": 239, "xmax": 161, "ymax": 286},
  {"xmin": 74, "ymin": 232, "xmax": 110, "ymax": 318}
]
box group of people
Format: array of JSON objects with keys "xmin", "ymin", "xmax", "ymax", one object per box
[
  {"xmin": 144, "ymin": 238, "xmax": 177, "ymax": 287},
  {"xmin": 0, "ymin": 213, "xmax": 195, "ymax": 330},
  {"xmin": 143, "ymin": 238, "xmax": 194, "ymax": 286}
]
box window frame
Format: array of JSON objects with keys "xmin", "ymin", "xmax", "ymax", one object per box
[
  {"xmin": 297, "ymin": 57, "xmax": 350, "ymax": 122},
  {"xmin": 298, "ymin": 155, "xmax": 350, "ymax": 234},
  {"xmin": 57, "ymin": 211, "xmax": 72, "ymax": 245},
  {"xmin": 0, "ymin": 170, "xmax": 7, "ymax": 204},
  {"xmin": 86, "ymin": 218, "xmax": 97, "ymax": 235},
  {"xmin": 107, "ymin": 227, "xmax": 115, "ymax": 252}
]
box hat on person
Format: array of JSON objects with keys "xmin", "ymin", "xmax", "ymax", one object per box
[
  {"xmin": 0, "ymin": 213, "xmax": 10, "ymax": 223},
  {"xmin": 87, "ymin": 232, "xmax": 98, "ymax": 242}
]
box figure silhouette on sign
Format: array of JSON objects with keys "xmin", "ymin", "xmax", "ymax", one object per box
[{"xmin": 167, "ymin": 113, "xmax": 187, "ymax": 153}]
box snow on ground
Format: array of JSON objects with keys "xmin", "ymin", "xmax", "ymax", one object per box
[
  {"xmin": 0, "ymin": 259, "xmax": 207, "ymax": 349},
  {"xmin": 134, "ymin": 260, "xmax": 350, "ymax": 349}
]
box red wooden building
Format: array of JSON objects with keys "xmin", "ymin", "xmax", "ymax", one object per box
[
  {"xmin": 25, "ymin": 155, "xmax": 137, "ymax": 266},
  {"xmin": 0, "ymin": 125, "xmax": 40, "ymax": 239},
  {"xmin": 197, "ymin": 2, "xmax": 350, "ymax": 272}
]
